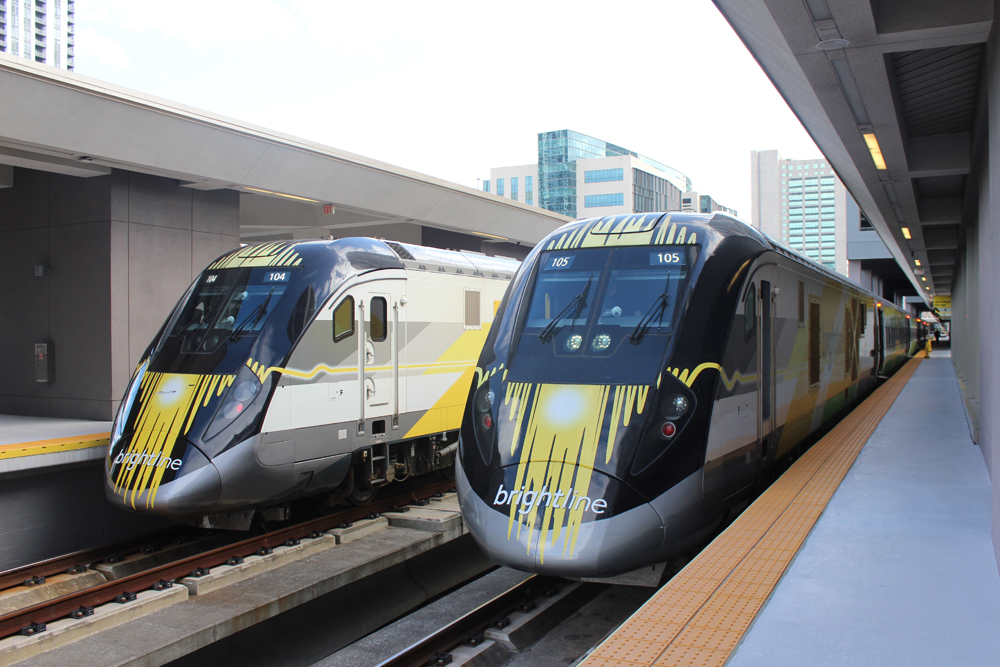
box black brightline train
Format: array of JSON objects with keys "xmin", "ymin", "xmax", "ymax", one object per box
[{"xmin": 457, "ymin": 212, "xmax": 924, "ymax": 578}]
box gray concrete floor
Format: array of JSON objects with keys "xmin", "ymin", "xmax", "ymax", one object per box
[
  {"xmin": 729, "ymin": 353, "xmax": 1000, "ymax": 666},
  {"xmin": 0, "ymin": 414, "xmax": 111, "ymax": 445}
]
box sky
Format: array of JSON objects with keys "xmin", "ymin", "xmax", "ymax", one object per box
[{"xmin": 73, "ymin": 0, "xmax": 823, "ymax": 219}]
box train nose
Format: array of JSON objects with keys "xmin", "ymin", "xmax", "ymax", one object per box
[
  {"xmin": 457, "ymin": 462, "xmax": 665, "ymax": 578},
  {"xmin": 105, "ymin": 436, "xmax": 222, "ymax": 516}
]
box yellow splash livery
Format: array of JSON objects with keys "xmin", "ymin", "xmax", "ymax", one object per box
[{"xmin": 458, "ymin": 212, "xmax": 923, "ymax": 578}]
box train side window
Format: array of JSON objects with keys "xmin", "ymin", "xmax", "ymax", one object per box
[
  {"xmin": 858, "ymin": 302, "xmax": 866, "ymax": 335},
  {"xmin": 465, "ymin": 290, "xmax": 482, "ymax": 328},
  {"xmin": 798, "ymin": 281, "xmax": 805, "ymax": 327},
  {"xmin": 333, "ymin": 296, "xmax": 355, "ymax": 342},
  {"xmin": 809, "ymin": 301, "xmax": 821, "ymax": 387},
  {"xmin": 370, "ymin": 297, "xmax": 388, "ymax": 342},
  {"xmin": 744, "ymin": 283, "xmax": 756, "ymax": 340}
]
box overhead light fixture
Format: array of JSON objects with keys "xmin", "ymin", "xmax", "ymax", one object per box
[
  {"xmin": 914, "ymin": 259, "xmax": 921, "ymax": 266},
  {"xmin": 863, "ymin": 133, "xmax": 887, "ymax": 170},
  {"xmin": 244, "ymin": 186, "xmax": 321, "ymax": 204},
  {"xmin": 901, "ymin": 227, "xmax": 911, "ymax": 239},
  {"xmin": 472, "ymin": 231, "xmax": 509, "ymax": 241},
  {"xmin": 921, "ymin": 277, "xmax": 927, "ymax": 281}
]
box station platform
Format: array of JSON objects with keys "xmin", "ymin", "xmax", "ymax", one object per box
[
  {"xmin": 0, "ymin": 414, "xmax": 110, "ymax": 475},
  {"xmin": 581, "ymin": 351, "xmax": 1000, "ymax": 666}
]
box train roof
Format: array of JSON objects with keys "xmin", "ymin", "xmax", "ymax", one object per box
[
  {"xmin": 537, "ymin": 212, "xmax": 904, "ymax": 311},
  {"xmin": 210, "ymin": 238, "xmax": 519, "ymax": 281},
  {"xmin": 381, "ymin": 240, "xmax": 519, "ymax": 280}
]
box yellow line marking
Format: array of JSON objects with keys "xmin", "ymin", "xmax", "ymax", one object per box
[
  {"xmin": 0, "ymin": 433, "xmax": 111, "ymax": 460},
  {"xmin": 580, "ymin": 352, "xmax": 925, "ymax": 667}
]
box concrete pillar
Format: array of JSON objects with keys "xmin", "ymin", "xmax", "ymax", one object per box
[{"xmin": 0, "ymin": 168, "xmax": 240, "ymax": 420}]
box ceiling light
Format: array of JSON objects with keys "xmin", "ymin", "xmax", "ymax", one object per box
[
  {"xmin": 472, "ymin": 231, "xmax": 509, "ymax": 241},
  {"xmin": 863, "ymin": 133, "xmax": 887, "ymax": 170},
  {"xmin": 901, "ymin": 227, "xmax": 911, "ymax": 239},
  {"xmin": 914, "ymin": 259, "xmax": 921, "ymax": 266},
  {"xmin": 921, "ymin": 277, "xmax": 927, "ymax": 281},
  {"xmin": 244, "ymin": 186, "xmax": 320, "ymax": 203}
]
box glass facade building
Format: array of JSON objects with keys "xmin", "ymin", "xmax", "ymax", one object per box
[
  {"xmin": 0, "ymin": 0, "xmax": 76, "ymax": 70},
  {"xmin": 537, "ymin": 130, "xmax": 692, "ymax": 219}
]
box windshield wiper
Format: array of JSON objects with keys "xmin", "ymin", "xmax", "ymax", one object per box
[
  {"xmin": 629, "ymin": 292, "xmax": 670, "ymax": 344},
  {"xmin": 230, "ymin": 289, "xmax": 274, "ymax": 341},
  {"xmin": 538, "ymin": 276, "xmax": 593, "ymax": 343}
]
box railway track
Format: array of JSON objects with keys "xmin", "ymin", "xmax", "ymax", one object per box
[
  {"xmin": 0, "ymin": 526, "xmax": 196, "ymax": 593},
  {"xmin": 374, "ymin": 574, "xmax": 564, "ymax": 667},
  {"xmin": 0, "ymin": 479, "xmax": 455, "ymax": 641}
]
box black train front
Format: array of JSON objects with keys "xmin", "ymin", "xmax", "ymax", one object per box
[{"xmin": 457, "ymin": 212, "xmax": 914, "ymax": 578}]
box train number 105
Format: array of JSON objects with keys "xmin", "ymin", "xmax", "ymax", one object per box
[
  {"xmin": 650, "ymin": 251, "xmax": 682, "ymax": 265},
  {"xmin": 545, "ymin": 255, "xmax": 575, "ymax": 270}
]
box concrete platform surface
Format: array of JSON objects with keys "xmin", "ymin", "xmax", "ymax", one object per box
[
  {"xmin": 729, "ymin": 354, "xmax": 1000, "ymax": 666},
  {"xmin": 0, "ymin": 414, "xmax": 111, "ymax": 474},
  {"xmin": 0, "ymin": 414, "xmax": 112, "ymax": 447}
]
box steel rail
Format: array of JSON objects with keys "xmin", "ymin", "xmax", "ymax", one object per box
[
  {"xmin": 0, "ymin": 526, "xmax": 194, "ymax": 592},
  {"xmin": 373, "ymin": 574, "xmax": 564, "ymax": 667},
  {"xmin": 0, "ymin": 479, "xmax": 455, "ymax": 640}
]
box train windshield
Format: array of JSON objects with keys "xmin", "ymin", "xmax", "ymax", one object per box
[
  {"xmin": 164, "ymin": 268, "xmax": 296, "ymax": 355},
  {"xmin": 511, "ymin": 246, "xmax": 696, "ymax": 384}
]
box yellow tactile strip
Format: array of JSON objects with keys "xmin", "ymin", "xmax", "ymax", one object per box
[
  {"xmin": 581, "ymin": 352, "xmax": 926, "ymax": 667},
  {"xmin": 0, "ymin": 432, "xmax": 110, "ymax": 460}
]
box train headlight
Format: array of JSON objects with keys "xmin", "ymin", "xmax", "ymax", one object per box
[
  {"xmin": 661, "ymin": 394, "xmax": 689, "ymax": 419},
  {"xmin": 591, "ymin": 334, "xmax": 611, "ymax": 351},
  {"xmin": 205, "ymin": 365, "xmax": 263, "ymax": 441},
  {"xmin": 565, "ymin": 334, "xmax": 583, "ymax": 352},
  {"xmin": 475, "ymin": 388, "xmax": 495, "ymax": 413},
  {"xmin": 232, "ymin": 381, "xmax": 258, "ymax": 403},
  {"xmin": 111, "ymin": 360, "xmax": 148, "ymax": 449}
]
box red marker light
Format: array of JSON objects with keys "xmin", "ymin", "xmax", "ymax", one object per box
[
  {"xmin": 661, "ymin": 422, "xmax": 676, "ymax": 438},
  {"xmin": 483, "ymin": 414, "xmax": 493, "ymax": 428}
]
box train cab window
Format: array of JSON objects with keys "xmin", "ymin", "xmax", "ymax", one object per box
[
  {"xmin": 333, "ymin": 296, "xmax": 355, "ymax": 342},
  {"xmin": 370, "ymin": 297, "xmax": 388, "ymax": 342},
  {"xmin": 744, "ymin": 283, "xmax": 756, "ymax": 340}
]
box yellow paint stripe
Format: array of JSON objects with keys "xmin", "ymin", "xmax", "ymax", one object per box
[
  {"xmin": 580, "ymin": 352, "xmax": 925, "ymax": 667},
  {"xmin": 0, "ymin": 433, "xmax": 110, "ymax": 460}
]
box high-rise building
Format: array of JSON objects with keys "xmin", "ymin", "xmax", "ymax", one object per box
[
  {"xmin": 751, "ymin": 150, "xmax": 847, "ymax": 273},
  {"xmin": 0, "ymin": 0, "xmax": 76, "ymax": 71},
  {"xmin": 485, "ymin": 130, "xmax": 737, "ymax": 220}
]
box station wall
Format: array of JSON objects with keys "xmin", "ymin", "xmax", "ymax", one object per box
[
  {"xmin": 952, "ymin": 15, "xmax": 1000, "ymax": 574},
  {"xmin": 0, "ymin": 167, "xmax": 239, "ymax": 420}
]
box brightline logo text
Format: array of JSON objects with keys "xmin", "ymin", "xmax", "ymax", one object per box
[{"xmin": 492, "ymin": 484, "xmax": 607, "ymax": 515}]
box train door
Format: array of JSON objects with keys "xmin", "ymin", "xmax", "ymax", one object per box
[
  {"xmin": 875, "ymin": 305, "xmax": 885, "ymax": 377},
  {"xmin": 757, "ymin": 270, "xmax": 777, "ymax": 466},
  {"xmin": 724, "ymin": 265, "xmax": 776, "ymax": 496},
  {"xmin": 354, "ymin": 283, "xmax": 406, "ymax": 437}
]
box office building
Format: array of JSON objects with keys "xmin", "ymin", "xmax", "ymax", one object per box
[
  {"xmin": 751, "ymin": 150, "xmax": 848, "ymax": 273},
  {"xmin": 0, "ymin": 0, "xmax": 75, "ymax": 70},
  {"xmin": 682, "ymin": 191, "xmax": 737, "ymax": 215},
  {"xmin": 486, "ymin": 130, "xmax": 734, "ymax": 220}
]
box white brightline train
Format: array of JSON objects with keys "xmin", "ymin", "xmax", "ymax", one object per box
[{"xmin": 105, "ymin": 238, "xmax": 519, "ymax": 528}]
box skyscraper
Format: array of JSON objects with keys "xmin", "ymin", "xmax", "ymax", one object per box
[
  {"xmin": 751, "ymin": 150, "xmax": 846, "ymax": 273},
  {"xmin": 0, "ymin": 0, "xmax": 75, "ymax": 71}
]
